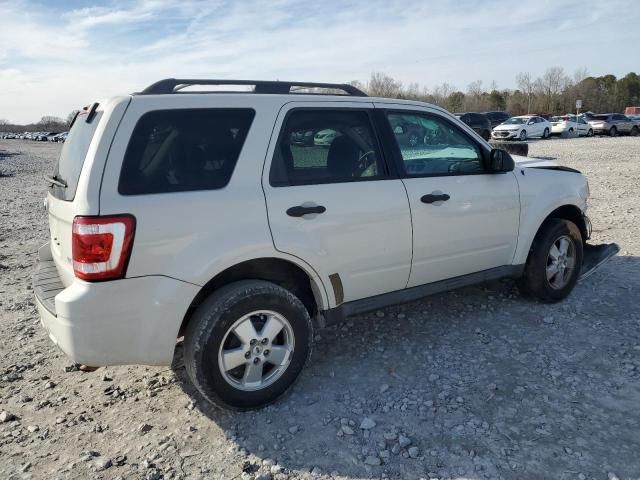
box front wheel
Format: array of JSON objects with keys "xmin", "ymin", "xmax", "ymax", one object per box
[
  {"xmin": 631, "ymin": 126, "xmax": 639, "ymax": 137},
  {"xmin": 587, "ymin": 128, "xmax": 594, "ymax": 137},
  {"xmin": 609, "ymin": 126, "xmax": 617, "ymax": 137},
  {"xmin": 184, "ymin": 280, "xmax": 313, "ymax": 410},
  {"xmin": 517, "ymin": 219, "xmax": 583, "ymax": 303},
  {"xmin": 519, "ymin": 130, "xmax": 527, "ymax": 141}
]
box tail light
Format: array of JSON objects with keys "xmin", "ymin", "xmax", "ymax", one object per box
[{"xmin": 72, "ymin": 215, "xmax": 136, "ymax": 281}]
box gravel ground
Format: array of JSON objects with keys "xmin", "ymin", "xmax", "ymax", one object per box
[{"xmin": 0, "ymin": 137, "xmax": 639, "ymax": 480}]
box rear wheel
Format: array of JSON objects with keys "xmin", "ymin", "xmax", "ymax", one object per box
[
  {"xmin": 543, "ymin": 127, "xmax": 550, "ymax": 139},
  {"xmin": 517, "ymin": 219, "xmax": 583, "ymax": 303},
  {"xmin": 184, "ymin": 280, "xmax": 313, "ymax": 410},
  {"xmin": 609, "ymin": 126, "xmax": 617, "ymax": 137},
  {"xmin": 631, "ymin": 126, "xmax": 639, "ymax": 137}
]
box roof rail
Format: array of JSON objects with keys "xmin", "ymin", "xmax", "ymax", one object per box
[{"xmin": 138, "ymin": 78, "xmax": 368, "ymax": 97}]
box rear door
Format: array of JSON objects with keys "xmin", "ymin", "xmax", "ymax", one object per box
[{"xmin": 262, "ymin": 102, "xmax": 413, "ymax": 305}]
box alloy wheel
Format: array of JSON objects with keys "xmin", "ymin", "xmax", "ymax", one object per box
[{"xmin": 218, "ymin": 310, "xmax": 295, "ymax": 391}]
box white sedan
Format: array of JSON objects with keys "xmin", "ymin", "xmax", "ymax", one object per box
[
  {"xmin": 551, "ymin": 115, "xmax": 593, "ymax": 137},
  {"xmin": 492, "ymin": 115, "xmax": 551, "ymax": 141}
]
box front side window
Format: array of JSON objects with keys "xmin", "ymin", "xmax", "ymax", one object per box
[
  {"xmin": 387, "ymin": 112, "xmax": 483, "ymax": 176},
  {"xmin": 119, "ymin": 108, "xmax": 254, "ymax": 195},
  {"xmin": 270, "ymin": 109, "xmax": 385, "ymax": 186}
]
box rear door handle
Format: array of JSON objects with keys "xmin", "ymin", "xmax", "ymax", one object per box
[
  {"xmin": 421, "ymin": 193, "xmax": 450, "ymax": 204},
  {"xmin": 286, "ymin": 205, "xmax": 326, "ymax": 217}
]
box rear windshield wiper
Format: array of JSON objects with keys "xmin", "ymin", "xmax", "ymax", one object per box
[{"xmin": 44, "ymin": 175, "xmax": 67, "ymax": 188}]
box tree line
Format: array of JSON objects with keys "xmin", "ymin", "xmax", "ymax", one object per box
[
  {"xmin": 351, "ymin": 68, "xmax": 640, "ymax": 115},
  {"xmin": 1, "ymin": 69, "xmax": 638, "ymax": 130},
  {"xmin": 0, "ymin": 111, "xmax": 77, "ymax": 134}
]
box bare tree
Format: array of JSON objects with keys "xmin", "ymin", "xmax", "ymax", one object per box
[
  {"xmin": 573, "ymin": 67, "xmax": 589, "ymax": 84},
  {"xmin": 540, "ymin": 67, "xmax": 569, "ymax": 113},
  {"xmin": 367, "ymin": 72, "xmax": 402, "ymax": 98},
  {"xmin": 516, "ymin": 72, "xmax": 534, "ymax": 114}
]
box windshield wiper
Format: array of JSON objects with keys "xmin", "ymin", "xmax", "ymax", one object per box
[{"xmin": 44, "ymin": 175, "xmax": 67, "ymax": 188}]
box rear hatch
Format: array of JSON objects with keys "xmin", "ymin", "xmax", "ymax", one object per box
[{"xmin": 46, "ymin": 98, "xmax": 129, "ymax": 286}]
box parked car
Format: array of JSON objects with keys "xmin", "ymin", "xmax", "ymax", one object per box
[
  {"xmin": 587, "ymin": 114, "xmax": 638, "ymax": 136},
  {"xmin": 551, "ymin": 115, "xmax": 593, "ymax": 137},
  {"xmin": 34, "ymin": 78, "xmax": 618, "ymax": 409},
  {"xmin": 624, "ymin": 106, "xmax": 640, "ymax": 116},
  {"xmin": 45, "ymin": 132, "xmax": 60, "ymax": 141},
  {"xmin": 528, "ymin": 113, "xmax": 553, "ymax": 121},
  {"xmin": 454, "ymin": 112, "xmax": 492, "ymax": 140},
  {"xmin": 483, "ymin": 111, "xmax": 511, "ymax": 129},
  {"xmin": 492, "ymin": 115, "xmax": 551, "ymax": 141}
]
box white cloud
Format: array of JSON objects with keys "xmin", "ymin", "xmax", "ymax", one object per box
[{"xmin": 0, "ymin": 0, "xmax": 638, "ymax": 123}]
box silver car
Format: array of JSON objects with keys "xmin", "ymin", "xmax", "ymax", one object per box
[{"xmin": 587, "ymin": 114, "xmax": 638, "ymax": 136}]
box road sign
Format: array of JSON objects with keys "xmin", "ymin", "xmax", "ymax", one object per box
[{"xmin": 576, "ymin": 99, "xmax": 582, "ymax": 109}]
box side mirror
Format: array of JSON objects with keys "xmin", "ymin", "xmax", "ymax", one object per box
[
  {"xmin": 528, "ymin": 120, "xmax": 535, "ymax": 125},
  {"xmin": 487, "ymin": 149, "xmax": 515, "ymax": 173}
]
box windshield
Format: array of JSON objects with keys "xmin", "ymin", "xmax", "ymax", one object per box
[
  {"xmin": 50, "ymin": 110, "xmax": 103, "ymax": 201},
  {"xmin": 503, "ymin": 117, "xmax": 528, "ymax": 125}
]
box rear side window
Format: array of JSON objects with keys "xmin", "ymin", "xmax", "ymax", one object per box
[
  {"xmin": 269, "ymin": 109, "xmax": 386, "ymax": 187},
  {"xmin": 119, "ymin": 108, "xmax": 254, "ymax": 195},
  {"xmin": 51, "ymin": 111, "xmax": 103, "ymax": 201}
]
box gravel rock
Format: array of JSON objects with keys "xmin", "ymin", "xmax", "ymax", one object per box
[
  {"xmin": 0, "ymin": 411, "xmax": 16, "ymax": 422},
  {"xmin": 398, "ymin": 434, "xmax": 412, "ymax": 448},
  {"xmin": 364, "ymin": 455, "xmax": 381, "ymax": 466},
  {"xmin": 360, "ymin": 417, "xmax": 376, "ymax": 430},
  {"xmin": 408, "ymin": 446, "xmax": 420, "ymax": 458}
]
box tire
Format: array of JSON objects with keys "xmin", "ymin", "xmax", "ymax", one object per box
[
  {"xmin": 519, "ymin": 130, "xmax": 527, "ymax": 141},
  {"xmin": 631, "ymin": 126, "xmax": 639, "ymax": 137},
  {"xmin": 587, "ymin": 129, "xmax": 593, "ymax": 137},
  {"xmin": 609, "ymin": 126, "xmax": 617, "ymax": 137},
  {"xmin": 184, "ymin": 280, "xmax": 313, "ymax": 410},
  {"xmin": 517, "ymin": 218, "xmax": 583, "ymax": 303},
  {"xmin": 543, "ymin": 127, "xmax": 550, "ymax": 139}
]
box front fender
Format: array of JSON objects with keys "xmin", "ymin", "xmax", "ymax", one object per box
[{"xmin": 513, "ymin": 168, "xmax": 587, "ymax": 265}]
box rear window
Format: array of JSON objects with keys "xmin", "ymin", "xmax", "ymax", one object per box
[
  {"xmin": 118, "ymin": 108, "xmax": 255, "ymax": 195},
  {"xmin": 50, "ymin": 110, "xmax": 103, "ymax": 201}
]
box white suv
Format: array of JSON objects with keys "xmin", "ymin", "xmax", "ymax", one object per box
[{"xmin": 35, "ymin": 79, "xmax": 618, "ymax": 409}]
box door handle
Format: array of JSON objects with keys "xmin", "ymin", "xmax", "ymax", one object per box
[
  {"xmin": 286, "ymin": 205, "xmax": 326, "ymax": 217},
  {"xmin": 421, "ymin": 193, "xmax": 450, "ymax": 204}
]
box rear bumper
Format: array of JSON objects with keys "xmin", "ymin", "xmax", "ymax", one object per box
[{"xmin": 34, "ymin": 242, "xmax": 199, "ymax": 366}]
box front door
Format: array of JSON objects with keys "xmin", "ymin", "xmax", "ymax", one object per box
[
  {"xmin": 376, "ymin": 105, "xmax": 521, "ymax": 287},
  {"xmin": 262, "ymin": 103, "xmax": 413, "ymax": 305}
]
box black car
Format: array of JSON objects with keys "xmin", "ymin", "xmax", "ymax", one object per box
[
  {"xmin": 483, "ymin": 111, "xmax": 511, "ymax": 129},
  {"xmin": 454, "ymin": 112, "xmax": 492, "ymax": 140}
]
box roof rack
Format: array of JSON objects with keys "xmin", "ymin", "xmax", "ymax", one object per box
[{"xmin": 138, "ymin": 78, "xmax": 368, "ymax": 97}]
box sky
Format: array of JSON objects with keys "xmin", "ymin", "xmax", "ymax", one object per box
[{"xmin": 0, "ymin": 0, "xmax": 638, "ymax": 124}]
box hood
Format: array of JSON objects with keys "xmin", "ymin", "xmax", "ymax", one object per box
[
  {"xmin": 494, "ymin": 123, "xmax": 522, "ymax": 131},
  {"xmin": 512, "ymin": 155, "xmax": 581, "ymax": 173}
]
